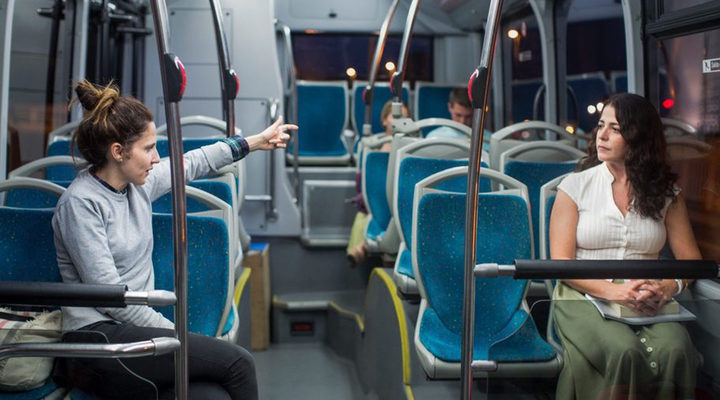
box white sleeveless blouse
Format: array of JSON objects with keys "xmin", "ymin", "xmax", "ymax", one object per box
[{"xmin": 557, "ymin": 162, "xmax": 676, "ymax": 261}]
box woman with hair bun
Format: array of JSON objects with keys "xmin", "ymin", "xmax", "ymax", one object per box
[
  {"xmin": 52, "ymin": 80, "xmax": 295, "ymax": 400},
  {"xmin": 550, "ymin": 93, "xmax": 701, "ymax": 399}
]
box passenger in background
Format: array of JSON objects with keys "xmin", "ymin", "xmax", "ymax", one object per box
[
  {"xmin": 425, "ymin": 87, "xmax": 472, "ymax": 139},
  {"xmin": 549, "ymin": 93, "xmax": 700, "ymax": 400},
  {"xmin": 52, "ymin": 80, "xmax": 295, "ymax": 400},
  {"xmin": 346, "ymin": 100, "xmax": 410, "ymax": 265}
]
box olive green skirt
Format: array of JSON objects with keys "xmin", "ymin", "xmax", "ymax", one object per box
[{"xmin": 552, "ymin": 283, "xmax": 698, "ymax": 400}]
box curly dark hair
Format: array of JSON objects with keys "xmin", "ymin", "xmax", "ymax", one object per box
[{"xmin": 577, "ymin": 93, "xmax": 676, "ymax": 220}]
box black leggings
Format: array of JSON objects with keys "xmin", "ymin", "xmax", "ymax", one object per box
[{"xmin": 56, "ymin": 321, "xmax": 257, "ymax": 400}]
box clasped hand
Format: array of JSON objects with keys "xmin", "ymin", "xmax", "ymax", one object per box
[{"xmin": 611, "ymin": 279, "xmax": 675, "ymax": 316}]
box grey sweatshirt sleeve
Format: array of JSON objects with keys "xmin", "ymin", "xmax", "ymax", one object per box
[
  {"xmin": 53, "ymin": 197, "xmax": 174, "ymax": 329},
  {"xmin": 143, "ymin": 139, "xmax": 246, "ymax": 201}
]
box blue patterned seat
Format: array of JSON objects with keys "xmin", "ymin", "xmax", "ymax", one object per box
[
  {"xmin": 500, "ymin": 142, "xmax": 583, "ymax": 259},
  {"xmin": 152, "ymin": 213, "xmax": 233, "ymax": 338},
  {"xmin": 538, "ymin": 174, "xmax": 568, "ymax": 260},
  {"xmin": 45, "ymin": 141, "xmax": 81, "ymax": 181},
  {"xmin": 352, "ymin": 81, "xmax": 410, "ymax": 135},
  {"xmin": 0, "ymin": 180, "xmax": 86, "ymax": 400},
  {"xmin": 389, "ymin": 138, "xmax": 480, "ymax": 295},
  {"xmin": 362, "ymin": 151, "xmax": 392, "ymax": 245},
  {"xmin": 289, "ymin": 81, "xmax": 351, "ymax": 165},
  {"xmin": 411, "ymin": 166, "xmax": 560, "ymax": 378},
  {"xmin": 392, "ymin": 156, "xmax": 472, "ymax": 294}
]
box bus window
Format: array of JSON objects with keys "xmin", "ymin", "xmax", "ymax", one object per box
[
  {"xmin": 656, "ymin": 28, "xmax": 720, "ymax": 271},
  {"xmin": 291, "ymin": 33, "xmax": 433, "ymax": 83},
  {"xmin": 565, "ymin": 0, "xmax": 624, "ymax": 133},
  {"xmin": 661, "ymin": 0, "xmax": 718, "ymax": 14},
  {"xmin": 504, "ymin": 14, "xmax": 543, "ymax": 125}
]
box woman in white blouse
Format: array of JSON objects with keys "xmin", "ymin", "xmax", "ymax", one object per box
[{"xmin": 549, "ymin": 93, "xmax": 701, "ymax": 400}]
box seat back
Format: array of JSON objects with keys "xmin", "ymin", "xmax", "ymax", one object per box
[
  {"xmin": 362, "ymin": 151, "xmax": 392, "ymax": 231},
  {"xmin": 489, "ymin": 121, "xmax": 578, "ymax": 169},
  {"xmin": 293, "ymin": 80, "xmax": 350, "ymax": 162},
  {"xmin": 352, "ymin": 81, "xmax": 410, "ymax": 135},
  {"xmin": 0, "ymin": 178, "xmax": 65, "ymax": 282},
  {"xmin": 412, "ymin": 166, "xmax": 532, "ymax": 336},
  {"xmin": 152, "ymin": 213, "xmax": 231, "ymax": 337},
  {"xmin": 6, "ymin": 157, "xmax": 80, "ymax": 207},
  {"xmin": 0, "ymin": 207, "xmax": 60, "ymax": 283},
  {"xmin": 500, "ymin": 142, "xmax": 584, "ymax": 258},
  {"xmin": 414, "ymin": 82, "xmax": 463, "ymax": 136},
  {"xmin": 155, "ymin": 138, "xmax": 224, "ymax": 158},
  {"xmin": 394, "ymin": 156, "xmax": 471, "ymax": 250},
  {"xmin": 46, "ymin": 141, "xmax": 84, "ymax": 180},
  {"xmin": 538, "ymin": 174, "xmax": 569, "ymax": 260}
]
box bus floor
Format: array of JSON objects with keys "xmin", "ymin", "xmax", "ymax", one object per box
[
  {"xmin": 254, "ymin": 342, "xmax": 367, "ymax": 399},
  {"xmin": 252, "ymin": 340, "xmax": 556, "ymax": 399}
]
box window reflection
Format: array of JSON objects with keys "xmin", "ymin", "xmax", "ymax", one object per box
[{"xmin": 658, "ymin": 29, "xmax": 720, "ymax": 266}]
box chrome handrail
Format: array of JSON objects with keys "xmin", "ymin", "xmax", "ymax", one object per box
[
  {"xmin": 362, "ymin": 0, "xmax": 401, "ymax": 136},
  {"xmin": 147, "ymin": 1, "xmax": 189, "ymax": 398},
  {"xmin": 460, "ymin": 0, "xmax": 504, "ymax": 399}
]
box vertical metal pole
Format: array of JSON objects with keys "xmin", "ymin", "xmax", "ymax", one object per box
[
  {"xmin": 389, "ymin": 0, "xmax": 422, "ymax": 118},
  {"xmin": 362, "ymin": 0, "xmax": 400, "ymax": 136},
  {"xmin": 147, "ymin": 1, "xmax": 189, "ymax": 399},
  {"xmin": 69, "ymin": 0, "xmax": 89, "ymax": 122},
  {"xmin": 43, "ymin": 0, "xmax": 62, "ymax": 150},
  {"xmin": 0, "ymin": 0, "xmax": 13, "ymax": 182},
  {"xmin": 460, "ymin": 0, "xmax": 503, "ymax": 398},
  {"xmin": 208, "ymin": 0, "xmax": 236, "ymax": 138}
]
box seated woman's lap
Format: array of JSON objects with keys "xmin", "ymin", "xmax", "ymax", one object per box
[{"xmin": 57, "ymin": 321, "xmax": 257, "ymax": 400}]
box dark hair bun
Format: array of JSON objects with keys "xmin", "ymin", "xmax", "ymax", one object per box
[{"xmin": 74, "ymin": 80, "xmax": 120, "ymax": 125}]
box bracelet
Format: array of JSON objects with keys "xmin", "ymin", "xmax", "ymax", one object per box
[{"xmin": 674, "ymin": 279, "xmax": 684, "ymax": 296}]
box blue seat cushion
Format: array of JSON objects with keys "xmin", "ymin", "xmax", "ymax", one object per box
[
  {"xmin": 504, "ymin": 160, "xmax": 575, "ymax": 258},
  {"xmin": 153, "ymin": 214, "xmax": 230, "ymax": 337},
  {"xmin": 297, "ymin": 84, "xmax": 348, "ymax": 157},
  {"xmin": 419, "ymin": 306, "xmax": 556, "ymax": 362},
  {"xmin": 397, "ymin": 157, "xmax": 470, "ymax": 248},
  {"xmin": 365, "ymin": 218, "xmax": 385, "ymax": 242},
  {"xmin": 395, "ymin": 248, "xmax": 413, "ymax": 278},
  {"xmin": 222, "ymin": 307, "xmax": 235, "ymax": 336},
  {"xmin": 364, "ymin": 152, "xmax": 391, "ymax": 229},
  {"xmin": 353, "ymin": 85, "xmax": 409, "ymax": 134}
]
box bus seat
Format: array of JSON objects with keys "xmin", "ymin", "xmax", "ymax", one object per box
[
  {"xmin": 351, "ymin": 81, "xmax": 410, "ymax": 136},
  {"xmin": 0, "ymin": 208, "xmax": 60, "ymax": 284},
  {"xmin": 500, "ymin": 142, "xmax": 583, "ymax": 258},
  {"xmin": 538, "ymin": 174, "xmax": 568, "ymax": 261},
  {"xmin": 152, "ymin": 186, "xmax": 239, "ymax": 340},
  {"xmin": 46, "ymin": 141, "xmax": 83, "ymax": 181},
  {"xmin": 411, "ymin": 166, "xmax": 560, "ymax": 379},
  {"xmin": 489, "ymin": 120, "xmax": 580, "ymax": 170},
  {"xmin": 152, "ymin": 212, "xmax": 236, "ymax": 340},
  {"xmin": 362, "ymin": 151, "xmax": 392, "ymax": 247},
  {"xmin": 390, "ymin": 138, "xmax": 490, "ymax": 295},
  {"xmin": 0, "ymin": 181, "xmax": 66, "ymax": 399},
  {"xmin": 392, "ymin": 152, "xmax": 479, "ymax": 295},
  {"xmin": 288, "ymin": 81, "xmax": 351, "ymax": 165},
  {"xmin": 414, "ymin": 82, "xmax": 466, "ymax": 137}
]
